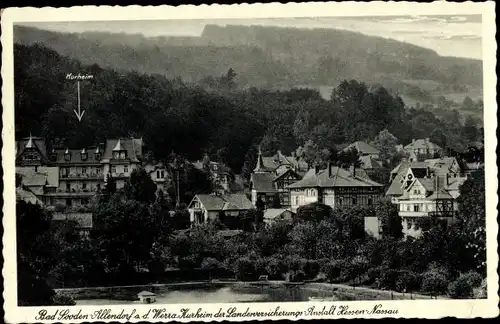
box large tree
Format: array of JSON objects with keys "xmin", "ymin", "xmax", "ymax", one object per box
[{"xmin": 124, "ymin": 168, "xmax": 157, "ymax": 204}]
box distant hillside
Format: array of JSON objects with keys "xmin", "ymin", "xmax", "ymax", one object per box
[{"xmin": 14, "ymin": 24, "xmax": 482, "ymax": 103}]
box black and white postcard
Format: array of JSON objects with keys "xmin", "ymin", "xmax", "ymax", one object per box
[{"xmin": 2, "ymin": 2, "xmax": 498, "ymax": 322}]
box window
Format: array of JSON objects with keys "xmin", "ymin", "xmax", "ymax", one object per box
[
  {"xmin": 97, "ymin": 183, "xmax": 101, "ymax": 191},
  {"xmin": 82, "ymin": 167, "xmax": 87, "ymax": 174},
  {"xmin": 96, "ymin": 168, "xmax": 100, "ymax": 174},
  {"xmin": 413, "ymin": 189, "xmax": 419, "ymax": 195},
  {"xmin": 66, "ymin": 183, "xmax": 70, "ymax": 191},
  {"xmin": 414, "ymin": 204, "xmax": 420, "ymax": 212},
  {"xmin": 406, "ymin": 204, "xmax": 411, "ymax": 211},
  {"xmin": 295, "ymin": 196, "xmax": 299, "ymax": 205},
  {"xmin": 368, "ymin": 198, "xmax": 373, "ymax": 205},
  {"xmin": 112, "ymin": 166, "xmax": 117, "ymax": 173},
  {"xmin": 161, "ymin": 171, "xmax": 165, "ymax": 178},
  {"xmin": 352, "ymin": 198, "xmax": 357, "ymax": 205},
  {"xmin": 67, "ymin": 199, "xmax": 72, "ymax": 207},
  {"xmin": 124, "ymin": 165, "xmax": 129, "ymax": 173},
  {"xmin": 157, "ymin": 171, "xmax": 160, "ymax": 178},
  {"xmin": 113, "ymin": 152, "xmax": 119, "ymax": 159},
  {"xmin": 82, "ymin": 183, "xmax": 87, "ymax": 190},
  {"xmin": 120, "ymin": 152, "xmax": 126, "ymax": 159},
  {"xmin": 338, "ymin": 198, "xmax": 343, "ymax": 205}
]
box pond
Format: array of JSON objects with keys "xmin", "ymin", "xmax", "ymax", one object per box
[{"xmin": 74, "ymin": 284, "xmax": 345, "ymax": 305}]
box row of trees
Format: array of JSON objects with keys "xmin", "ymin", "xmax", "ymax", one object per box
[{"xmin": 15, "ymin": 44, "xmax": 483, "ymax": 176}]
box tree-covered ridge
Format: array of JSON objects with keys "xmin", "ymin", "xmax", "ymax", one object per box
[
  {"xmin": 15, "ymin": 43, "xmax": 483, "ymax": 174},
  {"xmin": 14, "ymin": 25, "xmax": 482, "ymax": 103}
]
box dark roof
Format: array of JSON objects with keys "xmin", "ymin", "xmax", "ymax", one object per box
[
  {"xmin": 288, "ymin": 166, "xmax": 383, "ymax": 189},
  {"xmin": 16, "ymin": 136, "xmax": 50, "ymax": 163},
  {"xmin": 251, "ymin": 172, "xmax": 277, "ymax": 192},
  {"xmin": 101, "ymin": 138, "xmax": 143, "ymax": 163},
  {"xmin": 345, "ymin": 141, "xmax": 380, "ymax": 155},
  {"xmin": 264, "ymin": 208, "xmax": 295, "ymax": 220},
  {"xmin": 16, "ymin": 167, "xmax": 59, "ymax": 187},
  {"xmin": 53, "ymin": 149, "xmax": 102, "ymax": 165},
  {"xmin": 359, "ymin": 156, "xmax": 383, "ymax": 169},
  {"xmin": 404, "ymin": 139, "xmax": 442, "ymax": 151},
  {"xmin": 193, "ymin": 193, "xmax": 253, "ymax": 211}
]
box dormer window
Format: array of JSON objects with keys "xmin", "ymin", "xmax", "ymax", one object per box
[
  {"xmin": 49, "ymin": 149, "xmax": 57, "ymax": 161},
  {"xmin": 64, "ymin": 148, "xmax": 71, "ymax": 161},
  {"xmin": 80, "ymin": 148, "xmax": 88, "ymax": 161},
  {"xmin": 95, "ymin": 147, "xmax": 101, "ymax": 161},
  {"xmin": 112, "ymin": 139, "xmax": 127, "ymax": 160}
]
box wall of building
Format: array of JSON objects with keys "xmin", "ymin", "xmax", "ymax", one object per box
[{"xmin": 364, "ymin": 216, "xmax": 381, "ymax": 239}]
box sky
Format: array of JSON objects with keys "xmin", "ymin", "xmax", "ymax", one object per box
[{"xmin": 19, "ymin": 15, "xmax": 483, "ymax": 60}]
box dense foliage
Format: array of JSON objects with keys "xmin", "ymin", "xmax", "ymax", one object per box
[{"xmin": 15, "ymin": 44, "xmax": 483, "ymax": 175}]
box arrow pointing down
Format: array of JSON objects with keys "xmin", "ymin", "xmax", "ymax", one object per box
[{"xmin": 73, "ymin": 80, "xmax": 86, "ymax": 122}]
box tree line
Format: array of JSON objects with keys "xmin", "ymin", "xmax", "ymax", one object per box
[{"xmin": 15, "ymin": 44, "xmax": 483, "ymax": 176}]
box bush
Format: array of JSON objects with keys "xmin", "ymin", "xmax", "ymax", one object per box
[
  {"xmin": 365, "ymin": 266, "xmax": 387, "ymax": 285},
  {"xmin": 460, "ymin": 271, "xmax": 483, "ymax": 288},
  {"xmin": 395, "ymin": 270, "xmax": 421, "ymax": 293},
  {"xmin": 52, "ymin": 294, "xmax": 76, "ymax": 306},
  {"xmin": 322, "ymin": 260, "xmax": 346, "ymax": 282},
  {"xmin": 376, "ymin": 269, "xmax": 400, "ymax": 290},
  {"xmin": 421, "ymin": 270, "xmax": 449, "ymax": 297},
  {"xmin": 448, "ymin": 276, "xmax": 473, "ymax": 299},
  {"xmin": 304, "ymin": 260, "xmax": 320, "ymax": 280},
  {"xmin": 265, "ymin": 257, "xmax": 286, "ymax": 280},
  {"xmin": 233, "ymin": 257, "xmax": 256, "ymax": 281},
  {"xmin": 285, "ymin": 270, "xmax": 306, "ymax": 282}
]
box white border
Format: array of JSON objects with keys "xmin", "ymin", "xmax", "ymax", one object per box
[{"xmin": 2, "ymin": 2, "xmax": 498, "ymax": 322}]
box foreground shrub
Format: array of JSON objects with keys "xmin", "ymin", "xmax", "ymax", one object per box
[
  {"xmin": 52, "ymin": 294, "xmax": 76, "ymax": 306},
  {"xmin": 285, "ymin": 270, "xmax": 306, "ymax": 282},
  {"xmin": 448, "ymin": 276, "xmax": 473, "ymax": 299},
  {"xmin": 364, "ymin": 266, "xmax": 387, "ymax": 285},
  {"xmin": 421, "ymin": 269, "xmax": 449, "ymax": 297},
  {"xmin": 460, "ymin": 271, "xmax": 483, "ymax": 288},
  {"xmin": 395, "ymin": 270, "xmax": 421, "ymax": 293},
  {"xmin": 376, "ymin": 269, "xmax": 399, "ymax": 290},
  {"xmin": 322, "ymin": 260, "xmax": 346, "ymax": 282},
  {"xmin": 303, "ymin": 260, "xmax": 320, "ymax": 279}
]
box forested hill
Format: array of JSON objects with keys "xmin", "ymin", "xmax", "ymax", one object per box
[
  {"xmin": 14, "ymin": 25, "xmax": 482, "ymax": 102},
  {"xmin": 14, "ymin": 43, "xmax": 482, "ymax": 174}
]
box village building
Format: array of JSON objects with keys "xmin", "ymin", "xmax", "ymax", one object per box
[
  {"xmin": 287, "ymin": 163, "xmax": 384, "ymax": 236},
  {"xmin": 343, "ymin": 141, "xmax": 380, "ymax": 158},
  {"xmin": 259, "ymin": 149, "xmax": 309, "ymax": 175},
  {"xmin": 403, "ymin": 138, "xmax": 442, "ymax": 162},
  {"xmin": 192, "ymin": 155, "xmax": 233, "ymax": 192},
  {"xmin": 15, "ymin": 135, "xmax": 144, "ymax": 234},
  {"xmin": 386, "ymin": 157, "xmax": 467, "ymax": 238},
  {"xmin": 101, "ymin": 138, "xmax": 144, "ymax": 190},
  {"xmin": 249, "ymin": 148, "xmax": 302, "ymax": 208},
  {"xmin": 187, "ymin": 193, "xmax": 253, "ymax": 227},
  {"xmin": 144, "ymin": 162, "xmax": 172, "ymax": 194},
  {"xmin": 263, "ymin": 208, "xmax": 296, "ymax": 224}
]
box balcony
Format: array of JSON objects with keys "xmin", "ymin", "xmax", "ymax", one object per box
[
  {"xmin": 60, "ymin": 173, "xmax": 104, "ymax": 180},
  {"xmin": 45, "ymin": 188, "xmax": 98, "ymax": 197},
  {"xmin": 399, "ymin": 211, "xmax": 429, "ymax": 217}
]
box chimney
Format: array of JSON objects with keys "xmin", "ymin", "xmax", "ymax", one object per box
[
  {"xmin": 349, "ymin": 164, "xmax": 356, "ymax": 178},
  {"xmin": 328, "ymin": 162, "xmax": 334, "ymax": 177}
]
